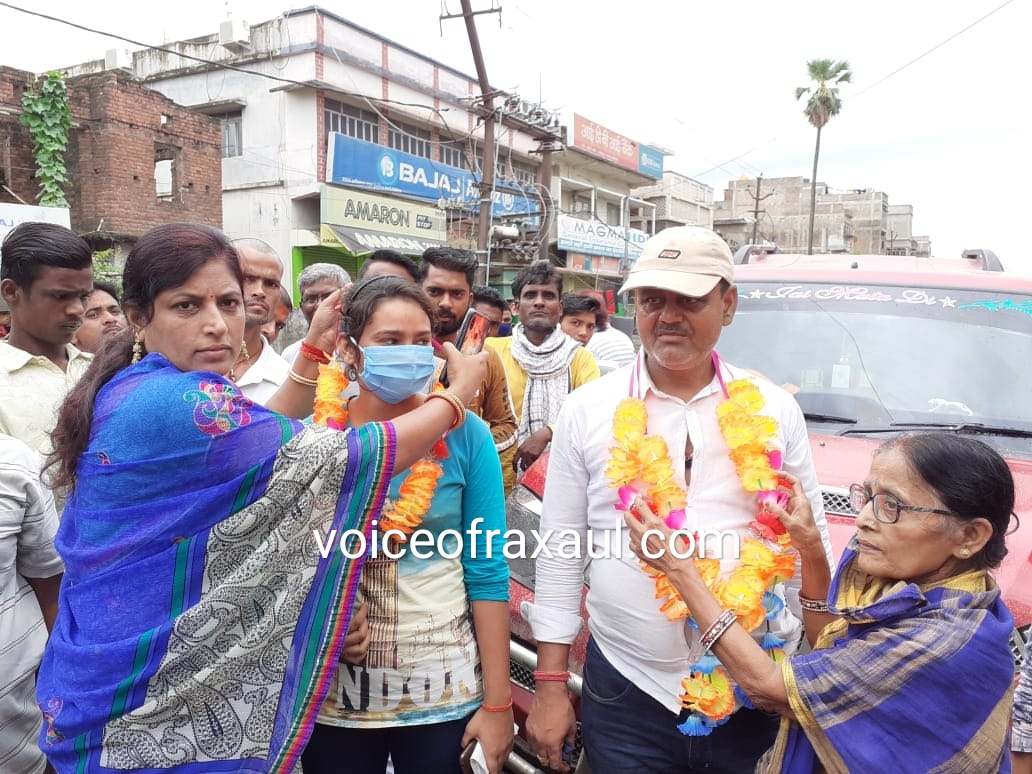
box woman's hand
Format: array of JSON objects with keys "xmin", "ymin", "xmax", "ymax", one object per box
[
  {"xmin": 763, "ymin": 472, "xmax": 825, "ymax": 556},
  {"xmin": 304, "ymin": 285, "xmax": 351, "ymax": 355},
  {"xmin": 339, "ymin": 601, "xmax": 369, "ymax": 665},
  {"xmin": 438, "ymin": 342, "xmax": 488, "ymax": 406},
  {"xmin": 622, "ymin": 499, "xmax": 699, "ymax": 580},
  {"xmin": 461, "ymin": 706, "xmax": 514, "ymax": 774}
]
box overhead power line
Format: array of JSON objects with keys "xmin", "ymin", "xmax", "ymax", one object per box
[{"xmin": 0, "ymin": 1, "xmax": 446, "ymax": 113}]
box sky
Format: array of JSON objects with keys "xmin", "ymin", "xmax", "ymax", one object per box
[{"xmin": 2, "ymin": 0, "xmax": 1029, "ymax": 272}]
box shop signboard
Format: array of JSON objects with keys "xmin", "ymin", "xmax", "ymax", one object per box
[
  {"xmin": 0, "ymin": 203, "xmax": 71, "ymax": 244},
  {"xmin": 571, "ymin": 115, "xmax": 663, "ymax": 179},
  {"xmin": 326, "ymin": 133, "xmax": 539, "ymax": 224},
  {"xmin": 321, "ymin": 185, "xmax": 446, "ymax": 241},
  {"xmin": 638, "ymin": 145, "xmax": 665, "ymax": 178},
  {"xmin": 556, "ymin": 214, "xmax": 648, "ymax": 260}
]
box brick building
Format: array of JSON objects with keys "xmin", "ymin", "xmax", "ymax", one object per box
[
  {"xmin": 0, "ymin": 67, "xmax": 222, "ymax": 256},
  {"xmin": 0, "ymin": 67, "xmax": 42, "ymax": 206}
]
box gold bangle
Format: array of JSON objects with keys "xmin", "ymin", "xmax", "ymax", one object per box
[
  {"xmin": 287, "ymin": 368, "xmax": 318, "ymax": 387},
  {"xmin": 425, "ymin": 391, "xmax": 465, "ymax": 430}
]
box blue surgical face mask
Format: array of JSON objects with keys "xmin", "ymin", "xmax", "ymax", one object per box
[
  {"xmin": 496, "ymin": 322, "xmax": 512, "ymax": 337},
  {"xmin": 358, "ymin": 344, "xmax": 436, "ymax": 404}
]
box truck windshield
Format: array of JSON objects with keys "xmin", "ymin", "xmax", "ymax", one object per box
[{"xmin": 718, "ymin": 282, "xmax": 1032, "ymax": 456}]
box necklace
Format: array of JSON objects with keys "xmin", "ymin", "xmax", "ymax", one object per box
[
  {"xmin": 605, "ymin": 351, "xmax": 797, "ymax": 736},
  {"xmin": 314, "ymin": 360, "xmax": 446, "ymax": 545}
]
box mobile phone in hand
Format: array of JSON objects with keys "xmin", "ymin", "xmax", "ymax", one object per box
[
  {"xmin": 458, "ymin": 740, "xmax": 477, "ymax": 774},
  {"xmin": 440, "ymin": 308, "xmax": 490, "ymax": 387}
]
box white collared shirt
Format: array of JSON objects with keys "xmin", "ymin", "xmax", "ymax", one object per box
[
  {"xmin": 0, "ymin": 341, "xmax": 92, "ymax": 458},
  {"xmin": 236, "ymin": 336, "xmax": 289, "ymax": 405},
  {"xmin": 527, "ymin": 353, "xmax": 833, "ymax": 713}
]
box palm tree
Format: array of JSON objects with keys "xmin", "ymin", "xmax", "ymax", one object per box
[{"xmin": 795, "ymin": 59, "xmax": 852, "ymax": 254}]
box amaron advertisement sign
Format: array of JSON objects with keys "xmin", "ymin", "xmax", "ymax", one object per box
[
  {"xmin": 321, "ymin": 185, "xmax": 446, "ymax": 240},
  {"xmin": 571, "ymin": 115, "xmax": 664, "ymax": 179},
  {"xmin": 326, "ymin": 133, "xmax": 540, "ymax": 225},
  {"xmin": 320, "ymin": 185, "xmax": 449, "ymax": 255},
  {"xmin": 556, "ymin": 214, "xmax": 648, "ymax": 261}
]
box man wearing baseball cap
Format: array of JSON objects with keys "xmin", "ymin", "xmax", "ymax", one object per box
[{"xmin": 525, "ymin": 226, "xmax": 832, "ymax": 772}]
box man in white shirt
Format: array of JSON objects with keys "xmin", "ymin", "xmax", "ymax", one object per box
[
  {"xmin": 526, "ymin": 226, "xmax": 833, "ymax": 773},
  {"xmin": 230, "ymin": 239, "xmax": 289, "ymax": 405},
  {"xmin": 0, "ymin": 222, "xmax": 93, "ymax": 459},
  {"xmin": 576, "ymin": 289, "xmax": 637, "ymax": 371},
  {"xmin": 0, "ymin": 432, "xmax": 63, "ymax": 774},
  {"xmin": 281, "ymin": 263, "xmax": 352, "ymax": 365}
]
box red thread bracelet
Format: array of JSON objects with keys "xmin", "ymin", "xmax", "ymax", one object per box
[
  {"xmin": 481, "ymin": 698, "xmax": 513, "ymax": 712},
  {"xmin": 299, "ymin": 341, "xmax": 331, "ymax": 364},
  {"xmin": 533, "ymin": 670, "xmax": 571, "ymax": 683}
]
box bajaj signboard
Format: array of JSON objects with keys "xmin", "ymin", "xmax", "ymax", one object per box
[{"xmin": 326, "ymin": 133, "xmax": 539, "ymax": 224}]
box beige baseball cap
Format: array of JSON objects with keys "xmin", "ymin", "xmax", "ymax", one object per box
[{"xmin": 620, "ymin": 226, "xmax": 734, "ymax": 298}]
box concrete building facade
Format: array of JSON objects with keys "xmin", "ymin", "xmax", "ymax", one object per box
[
  {"xmin": 713, "ymin": 175, "xmax": 931, "ymax": 256},
  {"xmin": 630, "ymin": 171, "xmax": 713, "ymax": 233},
  {"xmin": 62, "ymin": 8, "xmax": 664, "ymax": 300}
]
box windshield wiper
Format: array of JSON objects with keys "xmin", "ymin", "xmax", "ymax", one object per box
[
  {"xmin": 840, "ymin": 422, "xmax": 1032, "ymax": 439},
  {"xmin": 802, "ymin": 412, "xmax": 858, "ymax": 424}
]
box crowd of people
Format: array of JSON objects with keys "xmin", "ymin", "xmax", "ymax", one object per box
[{"xmin": 0, "ymin": 219, "xmax": 1028, "ymax": 774}]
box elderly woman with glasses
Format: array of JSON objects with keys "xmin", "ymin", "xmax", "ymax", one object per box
[{"xmin": 624, "ymin": 432, "xmax": 1015, "ymax": 773}]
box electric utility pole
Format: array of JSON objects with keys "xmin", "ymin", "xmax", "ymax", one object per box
[
  {"xmin": 442, "ymin": 1, "xmax": 501, "ymax": 260},
  {"xmin": 748, "ymin": 175, "xmax": 773, "ymax": 245}
]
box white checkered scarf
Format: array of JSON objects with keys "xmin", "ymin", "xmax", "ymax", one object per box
[{"xmin": 509, "ymin": 323, "xmax": 581, "ymax": 444}]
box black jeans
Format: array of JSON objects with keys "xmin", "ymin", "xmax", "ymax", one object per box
[
  {"xmin": 301, "ymin": 716, "xmax": 469, "ymax": 774},
  {"xmin": 580, "ymin": 637, "xmax": 780, "ymax": 773}
]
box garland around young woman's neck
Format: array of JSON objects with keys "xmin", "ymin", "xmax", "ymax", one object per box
[{"xmin": 314, "ymin": 360, "xmax": 445, "ymax": 545}]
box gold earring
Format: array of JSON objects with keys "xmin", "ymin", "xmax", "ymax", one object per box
[
  {"xmin": 131, "ymin": 330, "xmax": 144, "ymax": 364},
  {"xmin": 958, "ymin": 548, "xmax": 972, "ymax": 559},
  {"xmin": 239, "ymin": 340, "xmax": 250, "ymax": 362}
]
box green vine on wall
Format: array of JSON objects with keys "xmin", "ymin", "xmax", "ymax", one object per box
[{"xmin": 20, "ymin": 71, "xmax": 73, "ymax": 208}]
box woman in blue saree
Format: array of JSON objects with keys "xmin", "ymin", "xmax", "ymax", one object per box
[
  {"xmin": 38, "ymin": 224, "xmax": 486, "ymax": 773},
  {"xmin": 624, "ymin": 433, "xmax": 1015, "ymax": 773}
]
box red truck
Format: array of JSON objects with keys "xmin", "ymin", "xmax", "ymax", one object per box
[{"xmin": 504, "ymin": 249, "xmax": 1032, "ymax": 773}]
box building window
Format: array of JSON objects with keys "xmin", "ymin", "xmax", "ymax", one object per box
[
  {"xmin": 154, "ymin": 143, "xmax": 180, "ymax": 200},
  {"xmin": 219, "ymin": 112, "xmax": 242, "ymax": 158},
  {"xmin": 511, "ymin": 161, "xmax": 537, "ymax": 188},
  {"xmin": 439, "ymin": 140, "xmax": 467, "ymax": 169},
  {"xmin": 324, "ymin": 99, "xmax": 379, "ymax": 144},
  {"xmin": 606, "ymin": 202, "xmax": 622, "ymax": 225},
  {"xmin": 388, "ymin": 121, "xmax": 432, "ymax": 159}
]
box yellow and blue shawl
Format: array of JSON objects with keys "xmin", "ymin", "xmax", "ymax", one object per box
[
  {"xmin": 36, "ymin": 354, "xmax": 395, "ymax": 773},
  {"xmin": 760, "ymin": 536, "xmax": 1014, "ymax": 773}
]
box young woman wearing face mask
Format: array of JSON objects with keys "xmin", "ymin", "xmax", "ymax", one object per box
[{"xmin": 302, "ymin": 275, "xmax": 513, "ymax": 774}]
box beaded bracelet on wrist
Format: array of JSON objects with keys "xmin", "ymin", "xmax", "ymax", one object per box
[
  {"xmin": 699, "ymin": 608, "xmax": 737, "ymax": 652},
  {"xmin": 798, "ymin": 594, "xmax": 830, "ymax": 613}
]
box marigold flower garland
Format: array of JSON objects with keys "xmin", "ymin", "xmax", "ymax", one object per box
[
  {"xmin": 314, "ymin": 360, "xmax": 445, "ymax": 545},
  {"xmin": 606, "ymin": 374, "xmax": 797, "ymax": 736}
]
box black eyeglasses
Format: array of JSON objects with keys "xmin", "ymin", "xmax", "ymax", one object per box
[
  {"xmin": 849, "ymin": 484, "xmax": 954, "ymax": 524},
  {"xmin": 301, "ymin": 292, "xmax": 335, "ymax": 306}
]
